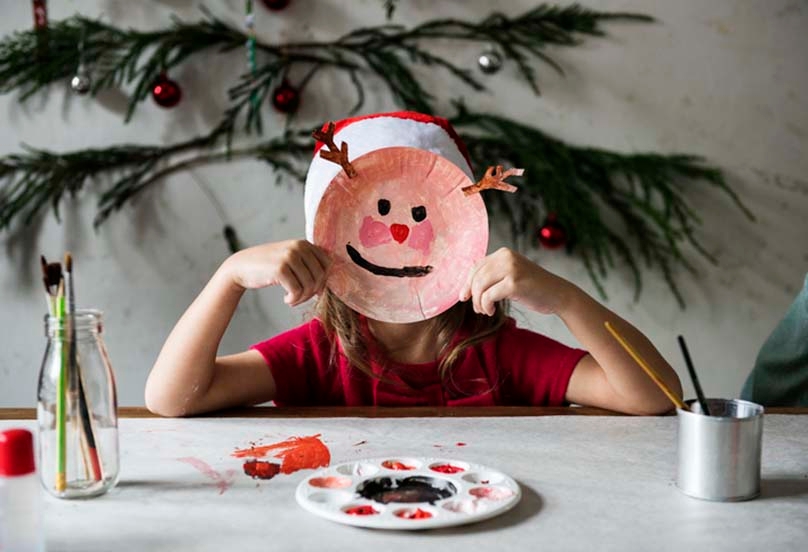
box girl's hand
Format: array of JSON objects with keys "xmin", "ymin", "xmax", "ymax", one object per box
[
  {"xmin": 459, "ymin": 247, "xmax": 574, "ymax": 316},
  {"xmin": 222, "ymin": 240, "xmax": 332, "ymax": 306}
]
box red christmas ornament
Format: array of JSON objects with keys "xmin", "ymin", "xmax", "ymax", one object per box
[
  {"xmin": 271, "ymin": 80, "xmax": 300, "ymax": 113},
  {"xmin": 538, "ymin": 214, "xmax": 567, "ymax": 249},
  {"xmin": 261, "ymin": 0, "xmax": 291, "ymax": 11},
  {"xmin": 151, "ymin": 73, "xmax": 182, "ymax": 108}
]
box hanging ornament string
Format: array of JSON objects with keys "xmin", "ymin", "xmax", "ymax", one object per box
[
  {"xmin": 245, "ymin": 0, "xmax": 259, "ymax": 111},
  {"xmin": 71, "ymin": 25, "xmax": 91, "ymax": 94},
  {"xmin": 188, "ymin": 170, "xmax": 242, "ymax": 254},
  {"xmin": 32, "ymin": 0, "xmax": 48, "ymax": 59}
]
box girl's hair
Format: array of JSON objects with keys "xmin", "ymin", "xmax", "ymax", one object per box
[{"xmin": 314, "ymin": 288, "xmax": 509, "ymax": 381}]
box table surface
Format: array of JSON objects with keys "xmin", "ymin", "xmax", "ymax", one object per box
[{"xmin": 2, "ymin": 407, "xmax": 807, "ymax": 551}]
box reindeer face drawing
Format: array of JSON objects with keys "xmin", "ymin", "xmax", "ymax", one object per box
[{"xmin": 311, "ymin": 123, "xmax": 521, "ymax": 323}]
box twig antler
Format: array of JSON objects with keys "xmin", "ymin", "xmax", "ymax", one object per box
[
  {"xmin": 462, "ymin": 165, "xmax": 523, "ymax": 196},
  {"xmin": 311, "ymin": 122, "xmax": 357, "ymax": 178}
]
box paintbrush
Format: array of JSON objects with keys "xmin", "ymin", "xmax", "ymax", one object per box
[
  {"xmin": 677, "ymin": 335, "xmax": 711, "ymax": 416},
  {"xmin": 55, "ymin": 278, "xmax": 67, "ymax": 492},
  {"xmin": 64, "ymin": 253, "xmax": 103, "ymax": 482},
  {"xmin": 604, "ymin": 321, "xmax": 688, "ymax": 411},
  {"xmin": 40, "ymin": 255, "xmax": 62, "ymax": 316}
]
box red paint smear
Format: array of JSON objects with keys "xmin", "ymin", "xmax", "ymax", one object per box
[
  {"xmin": 232, "ymin": 434, "xmax": 330, "ymax": 474},
  {"xmin": 396, "ymin": 508, "xmax": 433, "ymax": 520},
  {"xmin": 309, "ymin": 476, "xmax": 352, "ymax": 489},
  {"xmin": 456, "ymin": 442, "xmax": 467, "ymax": 447},
  {"xmin": 177, "ymin": 457, "xmax": 235, "ymax": 495},
  {"xmin": 469, "ymin": 487, "xmax": 515, "ymax": 501},
  {"xmin": 430, "ymin": 464, "xmax": 465, "ymax": 474},
  {"xmin": 382, "ymin": 460, "xmax": 415, "ymax": 470},
  {"xmin": 345, "ymin": 505, "xmax": 378, "ymax": 516},
  {"xmin": 243, "ymin": 460, "xmax": 281, "ymax": 480}
]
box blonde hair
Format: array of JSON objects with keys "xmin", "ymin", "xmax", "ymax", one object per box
[{"xmin": 314, "ymin": 288, "xmax": 509, "ymax": 383}]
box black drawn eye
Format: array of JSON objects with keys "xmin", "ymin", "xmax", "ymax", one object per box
[
  {"xmin": 378, "ymin": 199, "xmax": 391, "ymax": 216},
  {"xmin": 411, "ymin": 205, "xmax": 427, "ymax": 222}
]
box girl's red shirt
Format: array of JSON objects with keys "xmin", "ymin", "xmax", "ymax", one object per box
[{"xmin": 251, "ymin": 318, "xmax": 587, "ymax": 407}]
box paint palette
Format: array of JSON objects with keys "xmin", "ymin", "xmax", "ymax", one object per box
[{"xmin": 295, "ymin": 457, "xmax": 521, "ymax": 530}]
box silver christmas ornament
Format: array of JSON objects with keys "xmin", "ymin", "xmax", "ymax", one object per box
[
  {"xmin": 477, "ymin": 48, "xmax": 503, "ymax": 74},
  {"xmin": 71, "ymin": 64, "xmax": 91, "ymax": 94}
]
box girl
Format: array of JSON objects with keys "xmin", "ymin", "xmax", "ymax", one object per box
[{"xmin": 145, "ymin": 112, "xmax": 682, "ymax": 416}]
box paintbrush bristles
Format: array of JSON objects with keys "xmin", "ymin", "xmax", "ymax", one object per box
[{"xmin": 64, "ymin": 253, "xmax": 73, "ymax": 274}]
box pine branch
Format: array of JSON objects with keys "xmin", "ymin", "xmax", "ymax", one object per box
[
  {"xmin": 0, "ymin": 104, "xmax": 751, "ymax": 305},
  {"xmin": 0, "ymin": 6, "xmax": 652, "ymax": 132},
  {"xmin": 0, "ymin": 127, "xmax": 310, "ymax": 230},
  {"xmin": 383, "ymin": 0, "xmax": 397, "ymax": 20},
  {"xmin": 0, "ymin": 13, "xmax": 248, "ymax": 121},
  {"xmin": 449, "ymin": 104, "xmax": 753, "ymax": 306}
]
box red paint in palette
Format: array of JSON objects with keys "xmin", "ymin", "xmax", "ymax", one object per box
[
  {"xmin": 430, "ymin": 464, "xmax": 465, "ymax": 474},
  {"xmin": 243, "ymin": 460, "xmax": 281, "ymax": 480},
  {"xmin": 395, "ymin": 508, "xmax": 433, "ymax": 520},
  {"xmin": 232, "ymin": 434, "xmax": 330, "ymax": 474},
  {"xmin": 345, "ymin": 505, "xmax": 378, "ymax": 516}
]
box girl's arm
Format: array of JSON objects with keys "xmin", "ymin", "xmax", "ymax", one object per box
[
  {"xmin": 460, "ymin": 248, "xmax": 682, "ymax": 415},
  {"xmin": 145, "ymin": 240, "xmax": 331, "ymax": 417}
]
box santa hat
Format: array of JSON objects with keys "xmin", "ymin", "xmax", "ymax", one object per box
[{"xmin": 304, "ymin": 111, "xmax": 473, "ymax": 241}]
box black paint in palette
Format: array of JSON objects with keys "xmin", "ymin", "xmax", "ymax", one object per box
[{"xmin": 356, "ymin": 476, "xmax": 456, "ymax": 504}]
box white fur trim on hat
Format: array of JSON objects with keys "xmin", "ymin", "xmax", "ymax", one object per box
[{"xmin": 304, "ymin": 114, "xmax": 473, "ymax": 241}]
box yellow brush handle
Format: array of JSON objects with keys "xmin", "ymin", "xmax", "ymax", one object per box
[{"xmin": 604, "ymin": 321, "xmax": 688, "ymax": 411}]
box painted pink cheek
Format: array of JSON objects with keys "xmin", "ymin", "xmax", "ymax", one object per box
[
  {"xmin": 408, "ymin": 220, "xmax": 434, "ymax": 254},
  {"xmin": 359, "ymin": 216, "xmax": 392, "ymax": 248}
]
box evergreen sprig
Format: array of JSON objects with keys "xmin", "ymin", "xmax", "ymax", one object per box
[
  {"xmin": 0, "ymin": 126, "xmax": 309, "ymax": 229},
  {"xmin": 0, "ymin": 105, "xmax": 751, "ymax": 304},
  {"xmin": 0, "ymin": 6, "xmax": 652, "ymax": 135},
  {"xmin": 450, "ymin": 105, "xmax": 753, "ymax": 305}
]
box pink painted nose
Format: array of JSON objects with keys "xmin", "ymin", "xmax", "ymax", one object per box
[{"xmin": 390, "ymin": 224, "xmax": 409, "ymax": 243}]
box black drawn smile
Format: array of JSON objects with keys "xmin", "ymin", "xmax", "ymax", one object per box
[{"xmin": 346, "ymin": 244, "xmax": 433, "ymax": 278}]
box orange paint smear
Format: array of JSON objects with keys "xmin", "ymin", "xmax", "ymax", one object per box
[
  {"xmin": 177, "ymin": 457, "xmax": 236, "ymax": 495},
  {"xmin": 232, "ymin": 434, "xmax": 330, "ymax": 474}
]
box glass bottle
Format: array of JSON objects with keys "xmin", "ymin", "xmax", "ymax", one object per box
[{"xmin": 37, "ymin": 309, "xmax": 119, "ymax": 498}]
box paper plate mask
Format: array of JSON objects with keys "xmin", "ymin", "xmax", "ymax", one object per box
[{"xmin": 305, "ymin": 113, "xmax": 522, "ymax": 323}]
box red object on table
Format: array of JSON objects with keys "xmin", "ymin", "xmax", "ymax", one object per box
[{"xmin": 0, "ymin": 429, "xmax": 35, "ymax": 477}]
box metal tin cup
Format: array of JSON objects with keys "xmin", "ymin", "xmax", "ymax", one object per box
[{"xmin": 676, "ymin": 398, "xmax": 764, "ymax": 501}]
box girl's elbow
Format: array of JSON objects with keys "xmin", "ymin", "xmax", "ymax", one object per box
[{"xmin": 144, "ymin": 383, "xmax": 187, "ymax": 418}]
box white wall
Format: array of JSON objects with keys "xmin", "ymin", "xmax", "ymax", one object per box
[{"xmin": 1, "ymin": 0, "xmax": 807, "ymax": 407}]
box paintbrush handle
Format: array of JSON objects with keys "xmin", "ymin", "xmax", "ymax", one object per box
[
  {"xmin": 604, "ymin": 321, "xmax": 688, "ymax": 411},
  {"xmin": 678, "ymin": 336, "xmax": 711, "ymax": 416}
]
